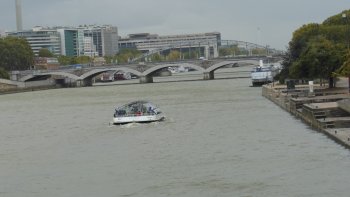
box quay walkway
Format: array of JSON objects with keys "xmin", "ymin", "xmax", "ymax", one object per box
[{"xmin": 262, "ymin": 80, "xmax": 350, "ymax": 149}]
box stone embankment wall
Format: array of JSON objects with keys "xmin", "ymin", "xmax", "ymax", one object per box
[
  {"xmin": 262, "ymin": 84, "xmax": 350, "ymax": 149},
  {"xmin": 0, "ymin": 83, "xmax": 17, "ymax": 91},
  {"xmin": 0, "ymin": 79, "xmax": 56, "ymax": 94}
]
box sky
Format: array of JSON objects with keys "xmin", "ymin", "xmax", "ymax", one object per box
[{"xmin": 0, "ymin": 0, "xmax": 349, "ymax": 50}]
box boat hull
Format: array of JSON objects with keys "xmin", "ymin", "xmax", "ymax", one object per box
[{"xmin": 113, "ymin": 114, "xmax": 165, "ymax": 124}]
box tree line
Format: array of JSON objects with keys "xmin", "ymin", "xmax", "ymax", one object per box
[{"xmin": 277, "ymin": 9, "xmax": 350, "ymax": 88}]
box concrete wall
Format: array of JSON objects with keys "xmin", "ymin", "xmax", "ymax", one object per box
[
  {"xmin": 0, "ymin": 82, "xmax": 18, "ymax": 91},
  {"xmin": 0, "ymin": 78, "xmax": 56, "ymax": 93},
  {"xmin": 262, "ymin": 84, "xmax": 350, "ymax": 149}
]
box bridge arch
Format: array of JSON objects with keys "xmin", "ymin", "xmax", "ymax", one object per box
[
  {"xmin": 80, "ymin": 67, "xmax": 142, "ymax": 80},
  {"xmin": 203, "ymin": 60, "xmax": 259, "ymax": 80},
  {"xmin": 143, "ymin": 63, "xmax": 205, "ymax": 76},
  {"xmin": 79, "ymin": 67, "xmax": 142, "ymax": 86},
  {"xmin": 206, "ymin": 60, "xmax": 259, "ymax": 73},
  {"xmin": 19, "ymin": 72, "xmax": 80, "ymax": 82},
  {"xmin": 140, "ymin": 63, "xmax": 205, "ymax": 83}
]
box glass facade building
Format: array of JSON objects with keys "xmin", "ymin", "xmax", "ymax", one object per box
[{"xmin": 7, "ymin": 25, "xmax": 119, "ymax": 57}]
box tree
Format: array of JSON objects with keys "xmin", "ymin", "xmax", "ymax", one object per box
[
  {"xmin": 104, "ymin": 56, "xmax": 114, "ymax": 64},
  {"xmin": 337, "ymin": 50, "xmax": 350, "ymax": 76},
  {"xmin": 150, "ymin": 53, "xmax": 164, "ymax": 62},
  {"xmin": 336, "ymin": 50, "xmax": 350, "ymax": 89},
  {"xmin": 57, "ymin": 55, "xmax": 73, "ymax": 65},
  {"xmin": 288, "ymin": 36, "xmax": 344, "ymax": 87},
  {"xmin": 279, "ymin": 10, "xmax": 350, "ymax": 86},
  {"xmin": 167, "ymin": 50, "xmax": 180, "ymax": 61},
  {"xmin": 75, "ymin": 56, "xmax": 91, "ymax": 64},
  {"xmin": 38, "ymin": 48, "xmax": 54, "ymax": 57},
  {"xmin": 115, "ymin": 48, "xmax": 142, "ymax": 64},
  {"xmin": 0, "ymin": 67, "xmax": 10, "ymax": 79},
  {"xmin": 0, "ymin": 36, "xmax": 34, "ymax": 70}
]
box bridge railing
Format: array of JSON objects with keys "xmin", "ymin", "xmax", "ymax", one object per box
[{"xmin": 130, "ymin": 39, "xmax": 284, "ymax": 63}]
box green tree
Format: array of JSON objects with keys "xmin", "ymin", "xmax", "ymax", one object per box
[
  {"xmin": 0, "ymin": 67, "xmax": 10, "ymax": 79},
  {"xmin": 183, "ymin": 51, "xmax": 198, "ymax": 59},
  {"xmin": 219, "ymin": 48, "xmax": 231, "ymax": 57},
  {"xmin": 289, "ymin": 36, "xmax": 345, "ymax": 87},
  {"xmin": 0, "ymin": 36, "xmax": 34, "ymax": 70},
  {"xmin": 279, "ymin": 10, "xmax": 350, "ymax": 86},
  {"xmin": 38, "ymin": 48, "xmax": 54, "ymax": 57},
  {"xmin": 150, "ymin": 53, "xmax": 164, "ymax": 62},
  {"xmin": 75, "ymin": 56, "xmax": 91, "ymax": 64},
  {"xmin": 167, "ymin": 50, "xmax": 180, "ymax": 61},
  {"xmin": 336, "ymin": 49, "xmax": 350, "ymax": 93},
  {"xmin": 57, "ymin": 55, "xmax": 73, "ymax": 65},
  {"xmin": 219, "ymin": 45, "xmax": 244, "ymax": 57},
  {"xmin": 104, "ymin": 56, "xmax": 113, "ymax": 64},
  {"xmin": 115, "ymin": 48, "xmax": 142, "ymax": 64},
  {"xmin": 337, "ymin": 50, "xmax": 350, "ymax": 76}
]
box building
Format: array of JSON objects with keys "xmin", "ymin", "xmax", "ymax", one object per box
[
  {"xmin": 57, "ymin": 25, "xmax": 119, "ymax": 57},
  {"xmin": 7, "ymin": 25, "xmax": 119, "ymax": 58},
  {"xmin": 101, "ymin": 25, "xmax": 119, "ymax": 56},
  {"xmin": 34, "ymin": 57, "xmax": 60, "ymax": 70},
  {"xmin": 8, "ymin": 26, "xmax": 61, "ymax": 56},
  {"xmin": 119, "ymin": 32, "xmax": 221, "ymax": 59},
  {"xmin": 57, "ymin": 28, "xmax": 78, "ymax": 57},
  {"xmin": 83, "ymin": 25, "xmax": 119, "ymax": 57},
  {"xmin": 83, "ymin": 36, "xmax": 99, "ymax": 57}
]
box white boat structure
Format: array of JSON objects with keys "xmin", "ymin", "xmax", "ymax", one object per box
[
  {"xmin": 251, "ymin": 60, "xmax": 281, "ymax": 86},
  {"xmin": 168, "ymin": 65, "xmax": 189, "ymax": 73},
  {"xmin": 113, "ymin": 101, "xmax": 165, "ymax": 124}
]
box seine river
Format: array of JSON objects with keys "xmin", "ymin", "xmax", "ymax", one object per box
[{"xmin": 1, "ymin": 67, "xmax": 350, "ymax": 197}]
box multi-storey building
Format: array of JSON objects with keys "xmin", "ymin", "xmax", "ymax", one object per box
[
  {"xmin": 83, "ymin": 36, "xmax": 99, "ymax": 57},
  {"xmin": 83, "ymin": 25, "xmax": 119, "ymax": 57},
  {"xmin": 57, "ymin": 28, "xmax": 78, "ymax": 57},
  {"xmin": 119, "ymin": 32, "xmax": 221, "ymax": 58},
  {"xmin": 8, "ymin": 26, "xmax": 61, "ymax": 56},
  {"xmin": 101, "ymin": 26, "xmax": 119, "ymax": 56},
  {"xmin": 7, "ymin": 25, "xmax": 119, "ymax": 58}
]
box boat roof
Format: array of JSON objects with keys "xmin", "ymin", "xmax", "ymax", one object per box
[{"xmin": 116, "ymin": 100, "xmax": 157, "ymax": 109}]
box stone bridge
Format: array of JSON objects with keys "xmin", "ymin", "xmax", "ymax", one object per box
[
  {"xmin": 28, "ymin": 59, "xmax": 258, "ymax": 86},
  {"xmin": 7, "ymin": 58, "xmax": 273, "ymax": 87}
]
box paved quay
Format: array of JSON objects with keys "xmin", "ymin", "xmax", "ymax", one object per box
[{"xmin": 262, "ymin": 79, "xmax": 350, "ymax": 150}]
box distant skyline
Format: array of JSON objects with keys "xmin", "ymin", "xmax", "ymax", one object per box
[{"xmin": 0, "ymin": 0, "xmax": 349, "ymax": 50}]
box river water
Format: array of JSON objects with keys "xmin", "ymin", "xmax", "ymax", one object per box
[{"xmin": 1, "ymin": 67, "xmax": 350, "ymax": 197}]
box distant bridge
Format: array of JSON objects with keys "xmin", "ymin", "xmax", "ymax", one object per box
[{"xmin": 8, "ymin": 56, "xmax": 281, "ymax": 87}]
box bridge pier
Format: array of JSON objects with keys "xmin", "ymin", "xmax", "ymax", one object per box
[
  {"xmin": 203, "ymin": 71, "xmax": 214, "ymax": 80},
  {"xmin": 140, "ymin": 75, "xmax": 153, "ymax": 83},
  {"xmin": 76, "ymin": 78, "xmax": 93, "ymax": 87}
]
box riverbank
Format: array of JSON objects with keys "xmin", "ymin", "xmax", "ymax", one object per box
[
  {"xmin": 262, "ymin": 80, "xmax": 350, "ymax": 149},
  {"xmin": 0, "ymin": 85, "xmax": 59, "ymax": 95}
]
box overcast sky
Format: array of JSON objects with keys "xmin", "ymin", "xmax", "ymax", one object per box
[{"xmin": 0, "ymin": 0, "xmax": 348, "ymax": 50}]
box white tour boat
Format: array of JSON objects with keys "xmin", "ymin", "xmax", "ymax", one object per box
[
  {"xmin": 112, "ymin": 101, "xmax": 165, "ymax": 124},
  {"xmin": 251, "ymin": 60, "xmax": 281, "ymax": 86}
]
